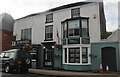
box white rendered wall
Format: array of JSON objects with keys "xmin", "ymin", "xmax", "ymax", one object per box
[{"xmin": 14, "ymin": 2, "xmax": 101, "ymax": 44}]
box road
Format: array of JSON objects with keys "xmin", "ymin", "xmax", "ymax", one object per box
[{"xmin": 1, "ymin": 73, "xmax": 51, "ymax": 77}]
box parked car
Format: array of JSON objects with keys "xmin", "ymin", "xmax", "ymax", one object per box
[{"xmin": 0, "ymin": 49, "xmax": 31, "ymax": 73}]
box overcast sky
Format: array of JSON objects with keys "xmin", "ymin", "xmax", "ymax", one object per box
[{"xmin": 0, "ymin": 0, "xmax": 119, "ymax": 31}]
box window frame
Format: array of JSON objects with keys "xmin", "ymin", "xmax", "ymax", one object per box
[
  {"xmin": 45, "ymin": 25, "xmax": 53, "ymax": 41},
  {"xmin": 62, "ymin": 17, "xmax": 89, "ymax": 45},
  {"xmin": 46, "ymin": 13, "xmax": 53, "ymax": 23},
  {"xmin": 71, "ymin": 8, "xmax": 80, "ymax": 18},
  {"xmin": 21, "ymin": 28, "xmax": 32, "ymax": 41},
  {"xmin": 63, "ymin": 46, "xmax": 91, "ymax": 65}
]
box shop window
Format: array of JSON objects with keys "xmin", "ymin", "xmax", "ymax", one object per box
[
  {"xmin": 82, "ymin": 47, "xmax": 88, "ymax": 63},
  {"xmin": 45, "ymin": 25, "xmax": 53, "ymax": 41},
  {"xmin": 21, "ymin": 28, "xmax": 32, "ymax": 40},
  {"xmin": 46, "ymin": 13, "xmax": 53, "ymax": 23},
  {"xmin": 63, "ymin": 47, "xmax": 90, "ymax": 64},
  {"xmin": 69, "ymin": 48, "xmax": 80, "ymax": 63},
  {"xmin": 64, "ymin": 48, "xmax": 67, "ymax": 63},
  {"xmin": 71, "ymin": 8, "xmax": 80, "ymax": 18}
]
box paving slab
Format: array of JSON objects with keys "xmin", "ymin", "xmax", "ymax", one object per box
[{"xmin": 29, "ymin": 69, "xmax": 119, "ymax": 77}]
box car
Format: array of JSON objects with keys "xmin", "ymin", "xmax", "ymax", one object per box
[{"xmin": 0, "ymin": 49, "xmax": 31, "ymax": 73}]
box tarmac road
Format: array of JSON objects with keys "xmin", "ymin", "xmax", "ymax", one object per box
[{"xmin": 1, "ymin": 73, "xmax": 51, "ymax": 77}]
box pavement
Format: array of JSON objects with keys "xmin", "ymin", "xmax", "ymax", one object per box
[{"xmin": 29, "ymin": 68, "xmax": 120, "ymax": 77}]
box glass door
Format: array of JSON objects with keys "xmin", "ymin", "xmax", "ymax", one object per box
[{"xmin": 44, "ymin": 48, "xmax": 53, "ymax": 67}]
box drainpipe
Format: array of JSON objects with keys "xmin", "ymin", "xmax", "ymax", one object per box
[{"xmin": 118, "ymin": 28, "xmax": 120, "ymax": 71}]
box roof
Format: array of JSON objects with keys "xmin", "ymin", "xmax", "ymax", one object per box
[{"xmin": 16, "ymin": 2, "xmax": 93, "ymax": 20}]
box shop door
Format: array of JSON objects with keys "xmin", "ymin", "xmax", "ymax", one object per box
[
  {"xmin": 101, "ymin": 47, "xmax": 117, "ymax": 71},
  {"xmin": 44, "ymin": 48, "xmax": 53, "ymax": 67}
]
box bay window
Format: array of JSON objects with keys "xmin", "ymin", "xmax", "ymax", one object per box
[{"xmin": 62, "ymin": 17, "xmax": 90, "ymax": 45}]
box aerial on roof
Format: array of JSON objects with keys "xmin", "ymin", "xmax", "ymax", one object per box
[{"xmin": 16, "ymin": 1, "xmax": 94, "ymax": 20}]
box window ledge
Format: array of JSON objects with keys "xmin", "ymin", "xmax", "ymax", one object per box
[
  {"xmin": 63, "ymin": 63, "xmax": 91, "ymax": 65},
  {"xmin": 44, "ymin": 39, "xmax": 53, "ymax": 41},
  {"xmin": 45, "ymin": 21, "xmax": 53, "ymax": 23}
]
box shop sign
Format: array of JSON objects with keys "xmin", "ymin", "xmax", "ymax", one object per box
[
  {"xmin": 68, "ymin": 38, "xmax": 80, "ymax": 44},
  {"xmin": 13, "ymin": 40, "xmax": 31, "ymax": 46}
]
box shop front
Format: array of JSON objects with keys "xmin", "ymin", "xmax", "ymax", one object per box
[{"xmin": 38, "ymin": 42, "xmax": 62, "ymax": 69}]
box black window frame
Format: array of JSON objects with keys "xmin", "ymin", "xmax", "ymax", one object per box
[
  {"xmin": 71, "ymin": 8, "xmax": 80, "ymax": 18},
  {"xmin": 46, "ymin": 13, "xmax": 53, "ymax": 23},
  {"xmin": 68, "ymin": 48, "xmax": 80, "ymax": 63},
  {"xmin": 45, "ymin": 25, "xmax": 53, "ymax": 41},
  {"xmin": 21, "ymin": 28, "xmax": 32, "ymax": 41},
  {"xmin": 62, "ymin": 17, "xmax": 89, "ymax": 45}
]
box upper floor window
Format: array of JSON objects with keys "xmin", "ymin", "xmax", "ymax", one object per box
[
  {"xmin": 71, "ymin": 8, "xmax": 80, "ymax": 18},
  {"xmin": 62, "ymin": 17, "xmax": 89, "ymax": 45},
  {"xmin": 45, "ymin": 25, "xmax": 53, "ymax": 41},
  {"xmin": 46, "ymin": 13, "xmax": 53, "ymax": 23},
  {"xmin": 68, "ymin": 20, "xmax": 80, "ymax": 37},
  {"xmin": 82, "ymin": 19, "xmax": 89, "ymax": 37},
  {"xmin": 21, "ymin": 28, "xmax": 32, "ymax": 40}
]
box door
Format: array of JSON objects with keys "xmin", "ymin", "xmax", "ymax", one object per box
[
  {"xmin": 101, "ymin": 47, "xmax": 117, "ymax": 71},
  {"xmin": 44, "ymin": 48, "xmax": 53, "ymax": 67}
]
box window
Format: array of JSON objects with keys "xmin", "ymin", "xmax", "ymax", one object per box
[
  {"xmin": 82, "ymin": 47, "xmax": 88, "ymax": 63},
  {"xmin": 62, "ymin": 18, "xmax": 89, "ymax": 45},
  {"xmin": 46, "ymin": 13, "xmax": 53, "ymax": 23},
  {"xmin": 63, "ymin": 47, "xmax": 90, "ymax": 64},
  {"xmin": 63, "ymin": 22, "xmax": 67, "ymax": 38},
  {"xmin": 64, "ymin": 48, "xmax": 67, "ymax": 63},
  {"xmin": 82, "ymin": 19, "xmax": 89, "ymax": 37},
  {"xmin": 68, "ymin": 20, "xmax": 80, "ymax": 37},
  {"xmin": 71, "ymin": 8, "xmax": 80, "ymax": 18},
  {"xmin": 21, "ymin": 28, "xmax": 32, "ymax": 40},
  {"xmin": 45, "ymin": 25, "xmax": 53, "ymax": 40},
  {"xmin": 69, "ymin": 48, "xmax": 80, "ymax": 63}
]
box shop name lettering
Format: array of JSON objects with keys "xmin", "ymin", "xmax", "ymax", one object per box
[
  {"xmin": 16, "ymin": 40, "xmax": 30, "ymax": 44},
  {"xmin": 69, "ymin": 39, "xmax": 78, "ymax": 43}
]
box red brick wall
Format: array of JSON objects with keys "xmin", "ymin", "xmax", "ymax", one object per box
[{"xmin": 0, "ymin": 29, "xmax": 13, "ymax": 51}]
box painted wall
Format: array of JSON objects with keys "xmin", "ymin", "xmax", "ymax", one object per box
[
  {"xmin": 53, "ymin": 48, "xmax": 62, "ymax": 69},
  {"xmin": 13, "ymin": 2, "xmax": 102, "ymax": 45},
  {"xmin": 62, "ymin": 64, "xmax": 91, "ymax": 71},
  {"xmin": 106, "ymin": 29, "xmax": 119, "ymax": 42},
  {"xmin": 91, "ymin": 42, "xmax": 120, "ymax": 71}
]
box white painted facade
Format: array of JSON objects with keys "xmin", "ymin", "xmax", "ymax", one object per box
[{"xmin": 13, "ymin": 2, "xmax": 102, "ymax": 44}]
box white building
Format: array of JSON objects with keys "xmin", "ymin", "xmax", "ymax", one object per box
[{"xmin": 13, "ymin": 2, "xmax": 106, "ymax": 71}]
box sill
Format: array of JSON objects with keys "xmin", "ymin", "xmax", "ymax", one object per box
[
  {"xmin": 63, "ymin": 63, "xmax": 91, "ymax": 65},
  {"xmin": 45, "ymin": 21, "xmax": 53, "ymax": 23},
  {"xmin": 44, "ymin": 39, "xmax": 53, "ymax": 41}
]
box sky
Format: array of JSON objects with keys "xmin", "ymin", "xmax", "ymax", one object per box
[{"xmin": 0, "ymin": 0, "xmax": 119, "ymax": 32}]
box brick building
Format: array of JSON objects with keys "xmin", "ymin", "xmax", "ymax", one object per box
[{"xmin": 0, "ymin": 13, "xmax": 14, "ymax": 51}]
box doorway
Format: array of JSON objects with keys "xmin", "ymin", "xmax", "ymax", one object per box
[
  {"xmin": 44, "ymin": 48, "xmax": 53, "ymax": 67},
  {"xmin": 101, "ymin": 47, "xmax": 117, "ymax": 71}
]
